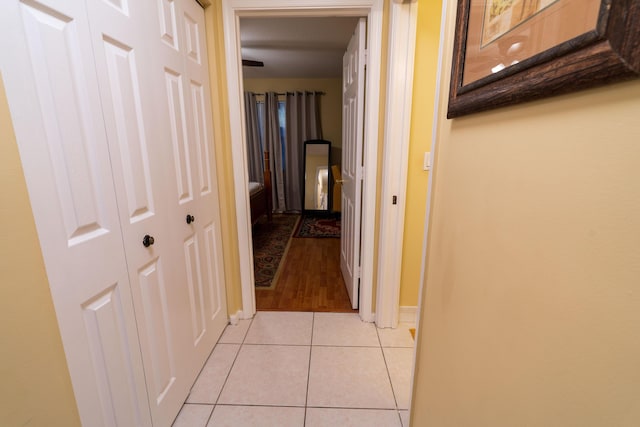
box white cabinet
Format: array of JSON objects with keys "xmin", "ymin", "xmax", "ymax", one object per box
[{"xmin": 0, "ymin": 0, "xmax": 227, "ymax": 425}]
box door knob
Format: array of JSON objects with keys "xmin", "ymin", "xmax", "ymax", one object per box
[
  {"xmin": 186, "ymin": 214, "xmax": 195, "ymax": 224},
  {"xmin": 335, "ymin": 179, "xmax": 345, "ymax": 184},
  {"xmin": 142, "ymin": 234, "xmax": 155, "ymax": 247}
]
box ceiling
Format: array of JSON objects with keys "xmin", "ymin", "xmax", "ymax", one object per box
[{"xmin": 240, "ymin": 17, "xmax": 360, "ymax": 79}]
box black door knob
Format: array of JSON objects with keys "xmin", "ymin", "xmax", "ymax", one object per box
[
  {"xmin": 186, "ymin": 214, "xmax": 195, "ymax": 224},
  {"xmin": 142, "ymin": 234, "xmax": 155, "ymax": 247}
]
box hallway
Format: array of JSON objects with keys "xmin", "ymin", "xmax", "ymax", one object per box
[{"xmin": 172, "ymin": 312, "xmax": 414, "ymax": 426}]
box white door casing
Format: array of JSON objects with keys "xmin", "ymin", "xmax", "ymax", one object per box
[
  {"xmin": 340, "ymin": 18, "xmax": 366, "ymax": 310},
  {"xmin": 222, "ymin": 0, "xmax": 383, "ymax": 322},
  {"xmin": 375, "ymin": 0, "xmax": 419, "ymax": 328},
  {"xmin": 0, "ymin": 0, "xmax": 152, "ymax": 425}
]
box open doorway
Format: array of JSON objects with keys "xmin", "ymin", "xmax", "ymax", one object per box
[
  {"xmin": 239, "ymin": 16, "xmax": 359, "ymax": 312},
  {"xmin": 222, "ymin": 0, "xmax": 384, "ymax": 323}
]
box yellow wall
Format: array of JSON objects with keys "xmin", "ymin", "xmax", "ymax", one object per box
[
  {"xmin": 400, "ymin": 0, "xmax": 442, "ymax": 307},
  {"xmin": 243, "ymin": 78, "xmax": 343, "ymax": 150},
  {"xmin": 205, "ymin": 2, "xmax": 243, "ymax": 314},
  {"xmin": 0, "ymin": 75, "xmax": 81, "ymax": 427},
  {"xmin": 411, "ymin": 0, "xmax": 640, "ymax": 424}
]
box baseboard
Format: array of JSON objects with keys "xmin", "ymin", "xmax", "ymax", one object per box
[
  {"xmin": 228, "ymin": 310, "xmax": 244, "ymax": 325},
  {"xmin": 361, "ymin": 312, "xmax": 376, "ymax": 323},
  {"xmin": 399, "ymin": 306, "xmax": 417, "ymax": 326}
]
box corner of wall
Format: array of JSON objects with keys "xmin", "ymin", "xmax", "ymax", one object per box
[{"xmin": 204, "ymin": 3, "xmax": 244, "ymax": 315}]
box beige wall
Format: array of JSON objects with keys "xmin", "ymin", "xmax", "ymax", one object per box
[
  {"xmin": 0, "ymin": 74, "xmax": 81, "ymax": 427},
  {"xmin": 411, "ymin": 0, "xmax": 640, "ymax": 424},
  {"xmin": 400, "ymin": 0, "xmax": 442, "ymax": 307},
  {"xmin": 243, "ymin": 78, "xmax": 343, "ymax": 151}
]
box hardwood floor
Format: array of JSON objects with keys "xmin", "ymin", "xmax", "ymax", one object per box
[{"xmin": 255, "ymin": 236, "xmax": 357, "ymax": 312}]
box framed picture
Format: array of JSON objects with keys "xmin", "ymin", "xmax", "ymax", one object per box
[{"xmin": 447, "ymin": 0, "xmax": 640, "ymax": 118}]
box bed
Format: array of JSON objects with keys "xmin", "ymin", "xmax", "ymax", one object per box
[{"xmin": 249, "ymin": 151, "xmax": 272, "ymax": 225}]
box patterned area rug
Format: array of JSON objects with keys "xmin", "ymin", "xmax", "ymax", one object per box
[
  {"xmin": 252, "ymin": 214, "xmax": 299, "ymax": 288},
  {"xmin": 294, "ymin": 214, "xmax": 341, "ymax": 238}
]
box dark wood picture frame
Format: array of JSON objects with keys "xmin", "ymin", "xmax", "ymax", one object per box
[{"xmin": 447, "ymin": 0, "xmax": 640, "ymax": 118}]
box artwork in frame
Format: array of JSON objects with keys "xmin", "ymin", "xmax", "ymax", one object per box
[{"xmin": 447, "ymin": 0, "xmax": 640, "ymax": 118}]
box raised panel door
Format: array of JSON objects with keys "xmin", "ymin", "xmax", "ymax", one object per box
[
  {"xmin": 85, "ymin": 0, "xmax": 197, "ymax": 424},
  {"xmin": 341, "ymin": 18, "xmax": 366, "ymax": 309},
  {"xmin": 0, "ymin": 1, "xmax": 152, "ymax": 425},
  {"xmin": 157, "ymin": 0, "xmax": 228, "ymax": 372}
]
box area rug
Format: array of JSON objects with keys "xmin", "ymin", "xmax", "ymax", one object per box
[
  {"xmin": 294, "ymin": 214, "xmax": 341, "ymax": 238},
  {"xmin": 252, "ymin": 214, "xmax": 299, "ymax": 288}
]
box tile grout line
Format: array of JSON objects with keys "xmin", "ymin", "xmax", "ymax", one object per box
[
  {"xmin": 178, "ymin": 318, "xmax": 252, "ymax": 425},
  {"xmin": 241, "ymin": 342, "xmax": 385, "ymax": 348},
  {"xmin": 303, "ymin": 312, "xmax": 315, "ymax": 426},
  {"xmin": 186, "ymin": 312, "xmax": 412, "ymax": 425},
  {"xmin": 203, "ymin": 316, "xmax": 255, "ymax": 426},
  {"xmin": 376, "ymin": 326, "xmax": 401, "ymax": 414}
]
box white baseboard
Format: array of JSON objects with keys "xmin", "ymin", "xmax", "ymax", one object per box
[
  {"xmin": 361, "ymin": 312, "xmax": 376, "ymax": 323},
  {"xmin": 399, "ymin": 306, "xmax": 417, "ymax": 326},
  {"xmin": 228, "ymin": 310, "xmax": 244, "ymax": 325}
]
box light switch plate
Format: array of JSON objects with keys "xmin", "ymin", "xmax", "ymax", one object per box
[{"xmin": 423, "ymin": 152, "xmax": 431, "ymax": 171}]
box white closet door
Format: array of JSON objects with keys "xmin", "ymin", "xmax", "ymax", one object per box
[
  {"xmin": 0, "ymin": 1, "xmax": 152, "ymax": 426},
  {"xmin": 156, "ymin": 0, "xmax": 229, "ymax": 373},
  {"xmin": 2, "ymin": 0, "xmax": 227, "ymax": 425},
  {"xmin": 180, "ymin": 0, "xmax": 228, "ymax": 368},
  {"xmin": 84, "ymin": 0, "xmax": 198, "ymax": 425}
]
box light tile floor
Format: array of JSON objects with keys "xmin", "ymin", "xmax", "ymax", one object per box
[{"xmin": 173, "ymin": 312, "xmax": 414, "ymax": 427}]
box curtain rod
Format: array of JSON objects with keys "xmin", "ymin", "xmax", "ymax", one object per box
[{"xmin": 249, "ymin": 91, "xmax": 325, "ymax": 96}]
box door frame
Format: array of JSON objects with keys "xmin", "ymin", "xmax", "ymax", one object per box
[
  {"xmin": 222, "ymin": 0, "xmax": 417, "ymax": 323},
  {"xmin": 375, "ymin": 0, "xmax": 419, "ymax": 328}
]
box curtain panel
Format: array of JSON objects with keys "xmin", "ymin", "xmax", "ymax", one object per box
[
  {"xmin": 243, "ymin": 91, "xmax": 263, "ymax": 183},
  {"xmin": 284, "ymin": 91, "xmax": 323, "ymax": 211},
  {"xmin": 265, "ymin": 92, "xmax": 286, "ymax": 211},
  {"xmin": 243, "ymin": 90, "xmax": 323, "ymax": 213}
]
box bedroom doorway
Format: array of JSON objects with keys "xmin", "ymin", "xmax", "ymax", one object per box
[
  {"xmin": 240, "ymin": 17, "xmax": 359, "ymax": 312},
  {"xmin": 222, "ymin": 0, "xmax": 384, "ymax": 322},
  {"xmin": 223, "ymin": 0, "xmax": 382, "ymax": 321}
]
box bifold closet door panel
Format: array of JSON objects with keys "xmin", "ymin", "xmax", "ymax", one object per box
[
  {"xmin": 88, "ymin": 0, "xmax": 229, "ymax": 423},
  {"xmin": 0, "ymin": 1, "xmax": 152, "ymax": 426},
  {"xmin": 156, "ymin": 0, "xmax": 229, "ymax": 376},
  {"xmin": 180, "ymin": 0, "xmax": 229, "ymax": 371},
  {"xmin": 85, "ymin": 0, "xmax": 198, "ymax": 425}
]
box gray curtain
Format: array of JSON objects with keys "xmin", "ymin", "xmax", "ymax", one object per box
[
  {"xmin": 244, "ymin": 92, "xmax": 263, "ymax": 183},
  {"xmin": 265, "ymin": 92, "xmax": 286, "ymax": 212},
  {"xmin": 284, "ymin": 91, "xmax": 323, "ymax": 211}
]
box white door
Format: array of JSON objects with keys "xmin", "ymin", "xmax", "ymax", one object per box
[
  {"xmin": 88, "ymin": 0, "xmax": 228, "ymax": 424},
  {"xmin": 0, "ymin": 1, "xmax": 153, "ymax": 426},
  {"xmin": 157, "ymin": 0, "xmax": 229, "ymax": 375},
  {"xmin": 85, "ymin": 0, "xmax": 202, "ymax": 424},
  {"xmin": 341, "ymin": 19, "xmax": 366, "ymax": 309},
  {"xmin": 1, "ymin": 0, "xmax": 227, "ymax": 425}
]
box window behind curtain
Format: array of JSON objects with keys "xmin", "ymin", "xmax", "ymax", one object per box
[{"xmin": 256, "ymin": 100, "xmax": 287, "ymax": 168}]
